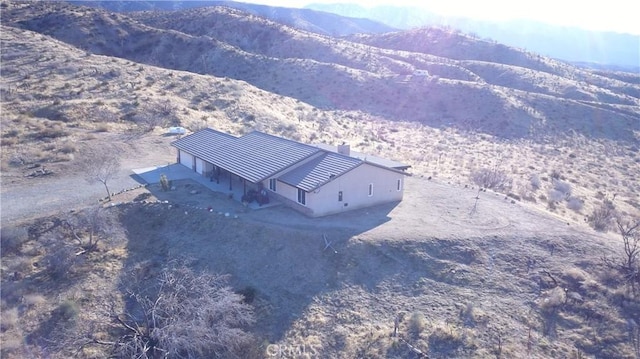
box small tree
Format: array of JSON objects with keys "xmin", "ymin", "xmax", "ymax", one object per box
[{"xmin": 80, "ymin": 145, "xmax": 121, "ymax": 201}]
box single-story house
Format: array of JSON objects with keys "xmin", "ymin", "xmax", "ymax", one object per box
[{"xmin": 171, "ymin": 128, "xmax": 410, "ymax": 217}]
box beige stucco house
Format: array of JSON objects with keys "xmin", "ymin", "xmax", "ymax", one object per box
[{"xmin": 172, "ymin": 128, "xmax": 410, "ymax": 217}]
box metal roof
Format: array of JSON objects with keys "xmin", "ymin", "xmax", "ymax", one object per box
[
  {"xmin": 172, "ymin": 129, "xmax": 409, "ymax": 187},
  {"xmin": 278, "ymin": 152, "xmax": 362, "ymax": 191},
  {"xmin": 172, "ymin": 130, "xmax": 320, "ymax": 183},
  {"xmin": 171, "ymin": 128, "xmax": 237, "ymax": 160}
]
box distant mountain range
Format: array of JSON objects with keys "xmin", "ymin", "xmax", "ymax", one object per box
[
  {"xmin": 70, "ymin": 1, "xmax": 639, "ymax": 70},
  {"xmin": 70, "ymin": 1, "xmax": 396, "ymax": 36},
  {"xmin": 306, "ymin": 3, "xmax": 640, "ymax": 71}
]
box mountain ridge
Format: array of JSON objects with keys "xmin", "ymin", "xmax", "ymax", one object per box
[
  {"xmin": 3, "ymin": 1, "xmax": 638, "ymax": 142},
  {"xmin": 306, "ymin": 2, "xmax": 640, "ymax": 71}
]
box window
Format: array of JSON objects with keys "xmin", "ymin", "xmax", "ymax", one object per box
[
  {"xmin": 297, "ymin": 188, "xmax": 306, "ymax": 205},
  {"xmin": 397, "ymin": 179, "xmax": 402, "ymax": 191},
  {"xmin": 338, "ymin": 191, "xmax": 343, "ymax": 202},
  {"xmin": 368, "ymin": 183, "xmax": 373, "ymax": 197},
  {"xmin": 269, "ymin": 178, "xmax": 277, "ymax": 192}
]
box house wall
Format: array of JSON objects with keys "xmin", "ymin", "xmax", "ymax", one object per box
[
  {"xmin": 305, "ymin": 164, "xmax": 404, "ymax": 216},
  {"xmin": 268, "ymin": 164, "xmax": 405, "ymax": 217}
]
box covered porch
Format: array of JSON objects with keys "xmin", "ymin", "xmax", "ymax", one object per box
[{"xmin": 131, "ymin": 163, "xmax": 279, "ymax": 210}]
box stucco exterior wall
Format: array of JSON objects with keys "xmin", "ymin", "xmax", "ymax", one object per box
[
  {"xmin": 306, "ymin": 163, "xmax": 404, "ymax": 216},
  {"xmin": 267, "ymin": 163, "xmax": 405, "ymax": 217}
]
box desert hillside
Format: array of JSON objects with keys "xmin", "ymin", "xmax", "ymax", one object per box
[
  {"xmin": 1, "ymin": 1, "xmax": 640, "ymax": 358},
  {"xmin": 2, "ymin": 2, "xmax": 638, "ymax": 140}
]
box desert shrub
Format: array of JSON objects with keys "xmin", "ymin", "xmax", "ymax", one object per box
[
  {"xmin": 43, "ymin": 243, "xmax": 78, "ymax": 280},
  {"xmin": 1, "ymin": 226, "xmax": 29, "ymax": 254},
  {"xmin": 589, "ymin": 200, "xmax": 617, "ymax": 231},
  {"xmin": 428, "ymin": 323, "xmax": 466, "ymax": 356},
  {"xmin": 567, "ymin": 197, "xmax": 584, "ymax": 212},
  {"xmin": 57, "ymin": 300, "xmax": 79, "ymax": 321},
  {"xmin": 2, "ymin": 129, "xmax": 21, "ymax": 138},
  {"xmin": 64, "ymin": 206, "xmax": 123, "ymax": 251},
  {"xmin": 94, "ymin": 124, "xmax": 110, "ymax": 132},
  {"xmin": 23, "ymin": 294, "xmax": 46, "ymax": 307},
  {"xmin": 58, "ymin": 143, "xmax": 77, "ymax": 154},
  {"xmin": 553, "ymin": 180, "xmax": 572, "ymax": 198},
  {"xmin": 32, "ymin": 124, "xmax": 69, "ymax": 140},
  {"xmin": 0, "ymin": 307, "xmax": 19, "ymax": 331},
  {"xmin": 547, "ymin": 189, "xmax": 565, "ymax": 203},
  {"xmin": 530, "ymin": 174, "xmax": 541, "ymax": 190},
  {"xmin": 407, "ymin": 311, "xmax": 426, "ymax": 338},
  {"xmin": 470, "ymin": 167, "xmax": 512, "ymax": 191}
]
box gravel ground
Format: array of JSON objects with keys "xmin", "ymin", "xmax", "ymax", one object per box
[{"xmin": 1, "ymin": 132, "xmax": 176, "ymax": 226}]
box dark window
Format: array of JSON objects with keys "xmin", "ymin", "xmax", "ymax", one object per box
[
  {"xmin": 269, "ymin": 178, "xmax": 277, "ymax": 192},
  {"xmin": 297, "ymin": 188, "xmax": 306, "ymax": 205},
  {"xmin": 368, "ymin": 183, "xmax": 373, "ymax": 197},
  {"xmin": 397, "ymin": 179, "xmax": 402, "ymax": 191},
  {"xmin": 338, "ymin": 191, "xmax": 343, "ymax": 201}
]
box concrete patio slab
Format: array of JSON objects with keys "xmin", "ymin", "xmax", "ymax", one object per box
[{"xmin": 131, "ymin": 163, "xmax": 281, "ymax": 210}]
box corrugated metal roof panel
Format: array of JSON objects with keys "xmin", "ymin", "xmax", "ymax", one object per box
[
  {"xmin": 171, "ymin": 130, "xmax": 321, "ymax": 183},
  {"xmin": 279, "ymin": 152, "xmax": 362, "ymax": 191},
  {"xmin": 171, "ymin": 128, "xmax": 238, "ymax": 164}
]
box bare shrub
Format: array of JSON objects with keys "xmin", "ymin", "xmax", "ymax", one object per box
[
  {"xmin": 470, "ymin": 167, "xmax": 512, "ymax": 191},
  {"xmin": 603, "ymin": 218, "xmax": 640, "ymax": 293},
  {"xmin": 107, "ymin": 263, "xmax": 256, "ymax": 359},
  {"xmin": 64, "ymin": 206, "xmax": 123, "ymax": 252},
  {"xmin": 589, "ymin": 199, "xmax": 617, "ymax": 231},
  {"xmin": 43, "ymin": 242, "xmax": 78, "ymax": 280},
  {"xmin": 131, "ymin": 101, "xmax": 178, "ymax": 132}
]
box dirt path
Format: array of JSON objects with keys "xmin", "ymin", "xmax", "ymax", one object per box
[{"xmin": 1, "ymin": 132, "xmax": 176, "ymax": 226}]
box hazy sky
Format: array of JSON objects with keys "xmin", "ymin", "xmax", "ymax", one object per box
[{"xmin": 237, "ymin": 0, "xmax": 640, "ymax": 34}]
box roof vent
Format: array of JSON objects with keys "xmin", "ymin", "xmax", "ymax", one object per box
[{"xmin": 337, "ymin": 144, "xmax": 350, "ymax": 156}]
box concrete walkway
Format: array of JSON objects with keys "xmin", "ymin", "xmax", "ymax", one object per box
[{"xmin": 131, "ymin": 163, "xmax": 280, "ymax": 210}]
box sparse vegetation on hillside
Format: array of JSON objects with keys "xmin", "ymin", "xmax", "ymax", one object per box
[{"xmin": 1, "ymin": 1, "xmax": 639, "ymax": 358}]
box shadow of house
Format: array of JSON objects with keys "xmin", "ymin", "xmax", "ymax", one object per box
[{"xmin": 115, "ymin": 195, "xmax": 404, "ymax": 343}]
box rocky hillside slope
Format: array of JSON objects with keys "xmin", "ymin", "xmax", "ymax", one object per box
[{"xmin": 3, "ymin": 1, "xmax": 638, "ymax": 141}]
